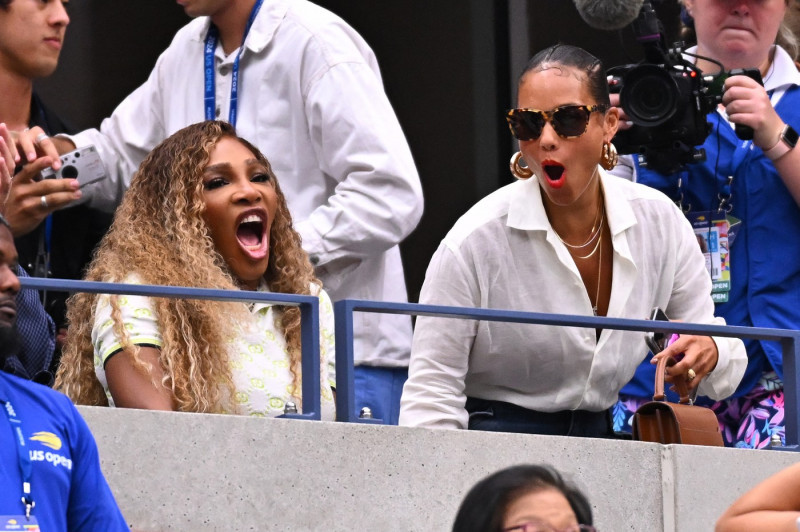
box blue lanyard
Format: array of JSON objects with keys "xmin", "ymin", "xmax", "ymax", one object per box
[
  {"xmin": 203, "ymin": 0, "xmax": 263, "ymax": 127},
  {"xmin": 44, "ymin": 214, "xmax": 52, "ymax": 255},
  {"xmin": 0, "ymin": 379, "xmax": 35, "ymax": 518}
]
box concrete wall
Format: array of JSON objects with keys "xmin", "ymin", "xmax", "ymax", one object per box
[{"xmin": 78, "ymin": 406, "xmax": 800, "ymax": 532}]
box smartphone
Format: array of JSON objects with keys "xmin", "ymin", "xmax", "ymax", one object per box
[
  {"xmin": 646, "ymin": 307, "xmax": 670, "ymax": 354},
  {"xmin": 38, "ymin": 145, "xmax": 107, "ymax": 188}
]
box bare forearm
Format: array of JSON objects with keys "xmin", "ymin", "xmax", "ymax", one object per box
[
  {"xmin": 716, "ymin": 512, "xmax": 800, "ymax": 532},
  {"xmin": 716, "ymin": 463, "xmax": 800, "ymax": 532}
]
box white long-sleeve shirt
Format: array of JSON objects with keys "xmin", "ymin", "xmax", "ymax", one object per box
[
  {"xmin": 70, "ymin": 0, "xmax": 423, "ymax": 366},
  {"xmin": 399, "ymin": 171, "xmax": 746, "ymax": 429}
]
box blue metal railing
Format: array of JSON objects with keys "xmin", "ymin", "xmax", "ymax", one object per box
[
  {"xmin": 20, "ymin": 277, "xmax": 800, "ymax": 449},
  {"xmin": 333, "ymin": 299, "xmax": 800, "ymax": 451},
  {"xmin": 20, "ymin": 277, "xmax": 322, "ymax": 420}
]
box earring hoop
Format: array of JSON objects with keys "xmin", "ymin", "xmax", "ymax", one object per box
[
  {"xmin": 510, "ymin": 151, "xmax": 533, "ymax": 180},
  {"xmin": 600, "ymin": 141, "xmax": 618, "ymax": 171}
]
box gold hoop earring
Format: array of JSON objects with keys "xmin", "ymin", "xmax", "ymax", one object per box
[
  {"xmin": 600, "ymin": 141, "xmax": 618, "ymax": 171},
  {"xmin": 510, "ymin": 151, "xmax": 533, "ymax": 180}
]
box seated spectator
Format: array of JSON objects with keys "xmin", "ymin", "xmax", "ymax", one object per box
[
  {"xmin": 55, "ymin": 121, "xmax": 335, "ymax": 418},
  {"xmin": 399, "ymin": 44, "xmax": 746, "ymax": 436},
  {"xmin": 716, "ymin": 462, "xmax": 800, "ymax": 532},
  {"xmin": 452, "ymin": 464, "xmax": 595, "ymax": 532},
  {"xmin": 0, "ymin": 212, "xmax": 129, "ymax": 531},
  {"xmin": 17, "ymin": 0, "xmax": 423, "ymax": 426}
]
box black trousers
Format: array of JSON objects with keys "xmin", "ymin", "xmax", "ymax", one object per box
[{"xmin": 465, "ymin": 397, "xmax": 614, "ymax": 438}]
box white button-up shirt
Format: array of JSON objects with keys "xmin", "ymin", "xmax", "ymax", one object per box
[
  {"xmin": 400, "ymin": 171, "xmax": 746, "ymax": 429},
  {"xmin": 70, "ymin": 0, "xmax": 423, "ymax": 366}
]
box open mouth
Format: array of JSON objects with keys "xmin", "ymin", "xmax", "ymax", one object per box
[
  {"xmin": 236, "ymin": 212, "xmax": 268, "ymax": 260},
  {"xmin": 542, "ymin": 161, "xmax": 566, "ymax": 189}
]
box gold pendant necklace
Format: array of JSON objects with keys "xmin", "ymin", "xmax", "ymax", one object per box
[{"xmin": 592, "ymin": 235, "xmax": 602, "ymax": 316}]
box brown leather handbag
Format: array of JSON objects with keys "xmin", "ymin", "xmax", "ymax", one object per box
[{"xmin": 631, "ymin": 355, "xmax": 724, "ymax": 446}]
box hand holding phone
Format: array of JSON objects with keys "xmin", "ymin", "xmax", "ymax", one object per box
[
  {"xmin": 646, "ymin": 307, "xmax": 677, "ymax": 355},
  {"xmin": 647, "ymin": 307, "xmax": 698, "ymax": 401}
]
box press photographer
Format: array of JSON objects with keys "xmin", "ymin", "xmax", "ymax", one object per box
[
  {"xmin": 608, "ymin": 0, "xmax": 766, "ymax": 174},
  {"xmin": 611, "ymin": 0, "xmax": 800, "ymax": 449}
]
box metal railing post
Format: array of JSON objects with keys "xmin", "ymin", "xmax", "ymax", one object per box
[
  {"xmin": 333, "ymin": 300, "xmax": 381, "ymax": 423},
  {"xmin": 779, "ymin": 334, "xmax": 800, "ymax": 450},
  {"xmin": 295, "ymin": 297, "xmax": 321, "ymax": 421}
]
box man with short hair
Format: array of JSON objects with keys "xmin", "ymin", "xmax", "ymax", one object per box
[
  {"xmin": 0, "ymin": 213, "xmax": 129, "ymax": 531},
  {"xmin": 21, "ymin": 0, "xmax": 424, "ymax": 423},
  {"xmin": 0, "ymin": 0, "xmax": 112, "ymax": 381}
]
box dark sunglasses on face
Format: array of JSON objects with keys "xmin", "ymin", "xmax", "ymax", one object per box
[{"xmin": 505, "ymin": 104, "xmax": 609, "ymax": 141}]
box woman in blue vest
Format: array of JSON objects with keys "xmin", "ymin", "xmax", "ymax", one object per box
[{"xmin": 613, "ymin": 0, "xmax": 800, "ymax": 448}]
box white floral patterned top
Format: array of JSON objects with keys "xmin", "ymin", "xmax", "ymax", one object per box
[{"xmin": 91, "ymin": 279, "xmax": 336, "ymax": 420}]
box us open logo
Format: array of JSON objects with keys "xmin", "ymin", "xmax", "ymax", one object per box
[{"xmin": 28, "ymin": 431, "xmax": 72, "ymax": 470}]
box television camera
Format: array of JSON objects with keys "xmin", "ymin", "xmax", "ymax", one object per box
[{"xmin": 608, "ymin": 0, "xmax": 762, "ymax": 174}]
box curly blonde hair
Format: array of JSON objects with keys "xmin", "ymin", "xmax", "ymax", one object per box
[{"xmin": 55, "ymin": 121, "xmax": 318, "ymax": 413}]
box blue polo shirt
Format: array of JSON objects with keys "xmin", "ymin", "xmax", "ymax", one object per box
[{"xmin": 0, "ymin": 371, "xmax": 128, "ymax": 531}]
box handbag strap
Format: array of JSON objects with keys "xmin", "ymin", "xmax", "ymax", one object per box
[{"xmin": 652, "ymin": 355, "xmax": 692, "ymax": 404}]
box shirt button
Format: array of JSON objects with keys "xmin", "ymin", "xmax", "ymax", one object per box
[
  {"xmin": 219, "ymin": 65, "xmax": 230, "ymax": 76},
  {"xmin": 215, "ymin": 106, "xmax": 221, "ymax": 118},
  {"xmin": 310, "ymin": 255, "xmax": 320, "ymax": 266}
]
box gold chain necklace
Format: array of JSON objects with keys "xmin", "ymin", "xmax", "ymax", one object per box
[
  {"xmin": 555, "ymin": 203, "xmax": 604, "ymax": 249},
  {"xmin": 571, "ymin": 232, "xmax": 602, "ymax": 260},
  {"xmin": 592, "ymin": 234, "xmax": 603, "ymax": 316}
]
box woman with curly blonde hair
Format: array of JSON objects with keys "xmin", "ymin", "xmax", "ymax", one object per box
[{"xmin": 55, "ymin": 120, "xmax": 335, "ymax": 418}]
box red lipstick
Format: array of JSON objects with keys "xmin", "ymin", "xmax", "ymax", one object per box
[{"xmin": 541, "ymin": 159, "xmax": 566, "ymax": 189}]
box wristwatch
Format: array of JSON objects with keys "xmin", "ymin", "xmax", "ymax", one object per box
[{"xmin": 763, "ymin": 124, "xmax": 799, "ymax": 161}]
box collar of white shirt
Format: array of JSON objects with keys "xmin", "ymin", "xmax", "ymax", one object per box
[
  {"xmin": 507, "ymin": 169, "xmax": 638, "ymax": 240},
  {"xmin": 188, "ymin": 0, "xmax": 290, "ymax": 55}
]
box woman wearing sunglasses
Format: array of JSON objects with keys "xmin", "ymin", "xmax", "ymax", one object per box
[{"xmin": 398, "ymin": 44, "xmax": 746, "ymax": 436}]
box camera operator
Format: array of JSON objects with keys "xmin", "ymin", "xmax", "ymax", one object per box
[{"xmin": 612, "ymin": 0, "xmax": 800, "ymax": 449}]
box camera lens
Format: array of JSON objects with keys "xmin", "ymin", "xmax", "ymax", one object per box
[
  {"xmin": 61, "ymin": 165, "xmax": 79, "ymax": 179},
  {"xmin": 621, "ymin": 64, "xmax": 679, "ymax": 127}
]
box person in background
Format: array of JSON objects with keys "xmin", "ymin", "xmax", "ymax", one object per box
[
  {"xmin": 399, "ymin": 44, "xmax": 745, "ymax": 436},
  {"xmin": 716, "ymin": 462, "xmax": 800, "ymax": 532},
  {"xmin": 17, "ymin": 0, "xmax": 423, "ymax": 424},
  {"xmin": 56, "ymin": 121, "xmax": 336, "ymax": 419},
  {"xmin": 1, "ymin": 122, "xmax": 54, "ymax": 384},
  {"xmin": 613, "ymin": 0, "xmax": 800, "ymax": 448},
  {"xmin": 452, "ymin": 464, "xmax": 596, "ymax": 532},
  {"xmin": 0, "ymin": 211, "xmax": 129, "ymax": 532},
  {"xmin": 0, "ymin": 0, "xmax": 111, "ymax": 381}
]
